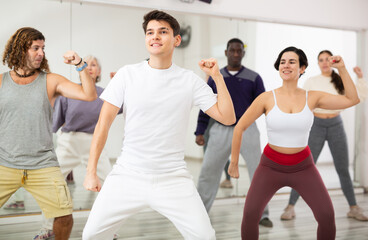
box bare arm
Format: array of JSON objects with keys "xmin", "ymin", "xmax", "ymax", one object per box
[
  {"xmin": 48, "ymin": 51, "xmax": 97, "ymax": 105},
  {"xmin": 198, "ymin": 58, "xmax": 236, "ymax": 125},
  {"xmin": 353, "ymin": 66, "xmax": 368, "ymax": 101},
  {"xmin": 354, "ymin": 66, "xmax": 363, "ymax": 79},
  {"xmin": 228, "ymin": 92, "xmax": 268, "ymax": 178},
  {"xmin": 315, "ymin": 56, "xmax": 360, "ymax": 110},
  {"xmin": 83, "ymin": 101, "xmax": 120, "ymax": 192}
]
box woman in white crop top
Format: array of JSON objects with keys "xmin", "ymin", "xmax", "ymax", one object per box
[
  {"xmin": 280, "ymin": 50, "xmax": 368, "ymax": 222},
  {"xmin": 228, "ymin": 46, "xmax": 360, "ymax": 240}
]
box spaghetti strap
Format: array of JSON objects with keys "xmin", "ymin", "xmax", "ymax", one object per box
[{"xmin": 272, "ymin": 90, "xmax": 277, "ymax": 105}]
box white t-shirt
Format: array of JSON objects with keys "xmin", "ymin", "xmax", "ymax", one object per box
[{"xmin": 101, "ymin": 61, "xmax": 217, "ymax": 174}]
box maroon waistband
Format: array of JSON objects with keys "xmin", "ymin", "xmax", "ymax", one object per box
[{"xmin": 263, "ymin": 144, "xmax": 311, "ymax": 165}]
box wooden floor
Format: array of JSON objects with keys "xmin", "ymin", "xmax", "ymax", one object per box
[
  {"xmin": 0, "ymin": 191, "xmax": 367, "ymax": 239},
  {"xmin": 1, "ymin": 158, "xmax": 367, "ymax": 239},
  {"xmin": 0, "ymin": 158, "xmax": 356, "ymax": 216}
]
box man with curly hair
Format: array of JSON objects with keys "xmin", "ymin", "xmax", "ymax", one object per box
[{"xmin": 0, "ymin": 27, "xmax": 97, "ymax": 240}]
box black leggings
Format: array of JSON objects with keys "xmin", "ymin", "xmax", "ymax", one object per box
[{"xmin": 241, "ymin": 149, "xmax": 335, "ymax": 240}]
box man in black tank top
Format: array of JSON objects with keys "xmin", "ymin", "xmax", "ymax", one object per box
[{"xmin": 0, "ymin": 27, "xmax": 97, "ymax": 240}]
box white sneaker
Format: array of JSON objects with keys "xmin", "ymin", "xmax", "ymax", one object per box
[{"xmin": 33, "ymin": 228, "xmax": 55, "ymax": 240}]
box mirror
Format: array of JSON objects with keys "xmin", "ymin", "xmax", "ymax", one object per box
[{"xmin": 0, "ymin": 0, "xmax": 359, "ymax": 217}]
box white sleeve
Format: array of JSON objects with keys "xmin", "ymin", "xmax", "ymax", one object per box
[
  {"xmin": 192, "ymin": 73, "xmax": 217, "ymax": 112},
  {"xmin": 356, "ymin": 78, "xmax": 368, "ymax": 101},
  {"xmin": 100, "ymin": 68, "xmax": 126, "ymax": 108},
  {"xmin": 303, "ymin": 77, "xmax": 312, "ymax": 91}
]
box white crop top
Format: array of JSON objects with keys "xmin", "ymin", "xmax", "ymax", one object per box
[{"xmin": 266, "ymin": 90, "xmax": 314, "ymax": 148}]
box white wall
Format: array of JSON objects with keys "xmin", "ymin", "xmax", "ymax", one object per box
[
  {"xmin": 355, "ymin": 30, "xmax": 368, "ymax": 188},
  {"xmin": 2, "ymin": 1, "xmax": 367, "ymax": 187},
  {"xmin": 0, "ymin": 1, "xmax": 70, "ymax": 76},
  {"xmin": 64, "ymin": 0, "xmax": 368, "ymax": 30}
]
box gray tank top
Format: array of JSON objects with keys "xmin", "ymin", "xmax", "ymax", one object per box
[{"xmin": 0, "ymin": 71, "xmax": 58, "ymax": 169}]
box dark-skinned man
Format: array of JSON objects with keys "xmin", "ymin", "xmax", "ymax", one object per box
[{"xmin": 195, "ymin": 38, "xmax": 273, "ymax": 227}]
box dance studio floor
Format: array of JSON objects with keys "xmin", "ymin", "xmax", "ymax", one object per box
[{"xmin": 1, "ymin": 158, "xmax": 367, "ymax": 239}]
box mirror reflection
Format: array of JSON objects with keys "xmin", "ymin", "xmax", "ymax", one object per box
[{"xmin": 0, "ymin": 0, "xmax": 360, "ymax": 219}]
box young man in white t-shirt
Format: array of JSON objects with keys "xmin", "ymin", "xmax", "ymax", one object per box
[{"xmin": 82, "ymin": 10, "xmax": 235, "ymax": 240}]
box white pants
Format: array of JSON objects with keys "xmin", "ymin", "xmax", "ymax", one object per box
[
  {"xmin": 56, "ymin": 131, "xmax": 112, "ymax": 180},
  {"xmin": 42, "ymin": 131, "xmax": 113, "ymax": 229},
  {"xmin": 83, "ymin": 165, "xmax": 216, "ymax": 240}
]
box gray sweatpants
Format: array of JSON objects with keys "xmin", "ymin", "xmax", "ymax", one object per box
[
  {"xmin": 288, "ymin": 115, "xmax": 357, "ymax": 206},
  {"xmin": 197, "ymin": 122, "xmax": 269, "ymax": 220}
]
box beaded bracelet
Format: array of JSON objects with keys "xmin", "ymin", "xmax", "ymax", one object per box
[
  {"xmin": 74, "ymin": 58, "xmax": 83, "ymax": 66},
  {"xmin": 76, "ymin": 61, "xmax": 87, "ymax": 72}
]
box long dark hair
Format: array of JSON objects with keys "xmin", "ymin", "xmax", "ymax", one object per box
[{"xmin": 318, "ymin": 50, "xmax": 344, "ymax": 95}]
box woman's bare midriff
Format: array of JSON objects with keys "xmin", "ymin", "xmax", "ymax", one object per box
[
  {"xmin": 314, "ymin": 112, "xmax": 339, "ymax": 119},
  {"xmin": 268, "ymin": 144, "xmax": 306, "ymax": 154}
]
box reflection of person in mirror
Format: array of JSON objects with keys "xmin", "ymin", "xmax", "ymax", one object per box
[
  {"xmin": 0, "ymin": 27, "xmax": 97, "ymax": 240},
  {"xmin": 82, "ymin": 10, "xmax": 235, "ymax": 239},
  {"xmin": 195, "ymin": 38, "xmax": 273, "ymax": 228},
  {"xmin": 280, "ymin": 50, "xmax": 368, "ymax": 222},
  {"xmin": 229, "ymin": 46, "xmax": 360, "ymax": 240},
  {"xmin": 36, "ymin": 55, "xmax": 123, "ymax": 240}
]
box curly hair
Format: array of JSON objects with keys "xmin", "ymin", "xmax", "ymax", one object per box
[{"xmin": 2, "ymin": 27, "xmax": 50, "ymax": 72}]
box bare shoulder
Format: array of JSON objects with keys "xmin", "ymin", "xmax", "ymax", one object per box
[
  {"xmin": 47, "ymin": 72, "xmax": 68, "ymax": 81},
  {"xmin": 306, "ymin": 90, "xmax": 325, "ymax": 109},
  {"xmin": 306, "ymin": 90, "xmax": 324, "ymax": 101},
  {"xmin": 257, "ymin": 90, "xmax": 274, "ymax": 103},
  {"xmin": 306, "ymin": 90, "xmax": 320, "ymax": 96},
  {"xmin": 0, "ymin": 73, "xmax": 2, "ymax": 88},
  {"xmin": 46, "ymin": 72, "xmax": 66, "ymax": 96},
  {"xmin": 46, "ymin": 73, "xmax": 69, "ymax": 89},
  {"xmin": 261, "ymin": 90, "xmax": 276, "ymax": 114},
  {"xmin": 248, "ymin": 91, "xmax": 273, "ymax": 115}
]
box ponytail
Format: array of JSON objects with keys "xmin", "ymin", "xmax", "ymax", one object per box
[
  {"xmin": 331, "ymin": 70, "xmax": 344, "ymax": 95},
  {"xmin": 318, "ymin": 50, "xmax": 344, "ymax": 95}
]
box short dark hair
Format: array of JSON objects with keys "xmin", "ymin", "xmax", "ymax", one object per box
[
  {"xmin": 274, "ymin": 46, "xmax": 308, "ymax": 75},
  {"xmin": 226, "ymin": 38, "xmax": 244, "ymax": 50},
  {"xmin": 142, "ymin": 10, "xmax": 180, "ymax": 36},
  {"xmin": 3, "ymin": 27, "xmax": 49, "ymax": 72}
]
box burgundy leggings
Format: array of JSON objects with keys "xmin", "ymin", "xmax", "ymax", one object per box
[{"xmin": 241, "ymin": 146, "xmax": 336, "ymax": 240}]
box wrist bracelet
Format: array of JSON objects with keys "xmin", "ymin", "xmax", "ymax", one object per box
[
  {"xmin": 76, "ymin": 61, "xmax": 87, "ymax": 72},
  {"xmin": 74, "ymin": 58, "xmax": 83, "ymax": 66}
]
